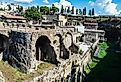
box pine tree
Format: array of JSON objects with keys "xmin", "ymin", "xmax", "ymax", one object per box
[
  {"xmin": 71, "ymin": 6, "xmax": 74, "ymax": 14},
  {"xmin": 79, "ymin": 9, "xmax": 82, "ymax": 15},
  {"xmin": 61, "ymin": 5, "xmax": 64, "ymax": 14},
  {"xmin": 76, "ymin": 9, "xmax": 78, "ymax": 15},
  {"xmin": 65, "ymin": 8, "xmax": 67, "ymax": 13},
  {"xmin": 8, "ymin": 5, "xmax": 11, "ymax": 11},
  {"xmin": 51, "ymin": 4, "xmax": 59, "ymax": 15},
  {"xmin": 88, "ymin": 9, "xmax": 91, "ymax": 16},
  {"xmin": 92, "ymin": 8, "xmax": 95, "ymax": 15},
  {"xmin": 83, "ymin": 7, "xmax": 86, "ymax": 15},
  {"xmin": 67, "ymin": 7, "xmax": 70, "ymax": 13}
]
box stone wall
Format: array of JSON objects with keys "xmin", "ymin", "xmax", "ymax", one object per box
[
  {"xmin": 30, "ymin": 39, "xmax": 99, "ymax": 82},
  {"xmin": 8, "ymin": 31, "xmax": 36, "ymax": 73}
]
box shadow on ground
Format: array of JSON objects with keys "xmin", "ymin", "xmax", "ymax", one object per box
[{"xmin": 83, "ymin": 41, "xmax": 121, "ymax": 82}]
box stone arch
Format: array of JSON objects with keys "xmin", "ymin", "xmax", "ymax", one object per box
[
  {"xmin": 0, "ymin": 33, "xmax": 9, "ymax": 60},
  {"xmin": 35, "ymin": 35, "xmax": 58, "ymax": 65},
  {"xmin": 55, "ymin": 34, "xmax": 70, "ymax": 59},
  {"xmin": 66, "ymin": 32, "xmax": 73, "ymax": 42},
  {"xmin": 65, "ymin": 32, "xmax": 79, "ymax": 55}
]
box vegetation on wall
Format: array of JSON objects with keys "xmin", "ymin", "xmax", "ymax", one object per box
[
  {"xmin": 79, "ymin": 49, "xmax": 83, "ymax": 55},
  {"xmin": 84, "ymin": 41, "xmax": 121, "ymax": 82},
  {"xmin": 85, "ymin": 42, "xmax": 109, "ymax": 74}
]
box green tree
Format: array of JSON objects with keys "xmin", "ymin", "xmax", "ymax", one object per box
[
  {"xmin": 71, "ymin": 6, "xmax": 74, "ymax": 14},
  {"xmin": 0, "ymin": 8, "xmax": 4, "ymax": 11},
  {"xmin": 88, "ymin": 9, "xmax": 91, "ymax": 16},
  {"xmin": 23, "ymin": 6, "xmax": 42, "ymax": 21},
  {"xmin": 40, "ymin": 6, "xmax": 49, "ymax": 15},
  {"xmin": 50, "ymin": 4, "xmax": 59, "ymax": 15},
  {"xmin": 7, "ymin": 5, "xmax": 11, "ymax": 11},
  {"xmin": 76, "ymin": 9, "xmax": 78, "ymax": 15},
  {"xmin": 61, "ymin": 5, "xmax": 64, "ymax": 14},
  {"xmin": 17, "ymin": 6, "xmax": 23, "ymax": 13},
  {"xmin": 83, "ymin": 7, "xmax": 86, "ymax": 15},
  {"xmin": 37, "ymin": 5, "xmax": 40, "ymax": 12},
  {"xmin": 92, "ymin": 8, "xmax": 95, "ymax": 15},
  {"xmin": 79, "ymin": 9, "xmax": 82, "ymax": 15},
  {"xmin": 67, "ymin": 7, "xmax": 70, "ymax": 13}
]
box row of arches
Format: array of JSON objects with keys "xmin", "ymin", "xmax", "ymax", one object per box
[
  {"xmin": 0, "ymin": 31, "xmax": 79, "ymax": 66},
  {"xmin": 35, "ymin": 32, "xmax": 79, "ymax": 65}
]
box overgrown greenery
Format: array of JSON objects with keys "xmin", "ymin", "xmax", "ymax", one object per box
[
  {"xmin": 23, "ymin": 6, "xmax": 42, "ymax": 21},
  {"xmin": 98, "ymin": 42, "xmax": 109, "ymax": 49},
  {"xmin": 84, "ymin": 42, "xmax": 121, "ymax": 82},
  {"xmin": 79, "ymin": 49, "xmax": 83, "ymax": 55},
  {"xmin": 85, "ymin": 42, "xmax": 109, "ymax": 74},
  {"xmin": 40, "ymin": 6, "xmax": 50, "ymax": 15}
]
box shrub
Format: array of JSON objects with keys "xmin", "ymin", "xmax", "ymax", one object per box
[{"xmin": 79, "ymin": 49, "xmax": 83, "ymax": 55}]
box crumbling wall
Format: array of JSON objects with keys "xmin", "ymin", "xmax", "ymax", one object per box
[{"xmin": 8, "ymin": 31, "xmax": 36, "ymax": 73}]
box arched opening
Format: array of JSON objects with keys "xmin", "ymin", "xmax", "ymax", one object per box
[
  {"xmin": 0, "ymin": 34, "xmax": 9, "ymax": 60},
  {"xmin": 65, "ymin": 32, "xmax": 79, "ymax": 55},
  {"xmin": 35, "ymin": 35, "xmax": 58, "ymax": 64},
  {"xmin": 64, "ymin": 33, "xmax": 72, "ymax": 48}
]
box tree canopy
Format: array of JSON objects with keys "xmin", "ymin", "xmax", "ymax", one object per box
[
  {"xmin": 79, "ymin": 9, "xmax": 82, "ymax": 15},
  {"xmin": 61, "ymin": 5, "xmax": 64, "ymax": 14},
  {"xmin": 23, "ymin": 6, "xmax": 42, "ymax": 21},
  {"xmin": 7, "ymin": 5, "xmax": 12, "ymax": 11},
  {"xmin": 67, "ymin": 7, "xmax": 70, "ymax": 13},
  {"xmin": 50, "ymin": 4, "xmax": 59, "ymax": 14},
  {"xmin": 83, "ymin": 7, "xmax": 86, "ymax": 15},
  {"xmin": 71, "ymin": 6, "xmax": 74, "ymax": 14},
  {"xmin": 88, "ymin": 9, "xmax": 91, "ymax": 16},
  {"xmin": 92, "ymin": 8, "xmax": 95, "ymax": 15},
  {"xmin": 40, "ymin": 6, "xmax": 50, "ymax": 15},
  {"xmin": 17, "ymin": 6, "xmax": 23, "ymax": 14},
  {"xmin": 76, "ymin": 9, "xmax": 78, "ymax": 15}
]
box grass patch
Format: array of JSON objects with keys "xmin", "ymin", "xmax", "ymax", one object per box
[
  {"xmin": 37, "ymin": 62, "xmax": 55, "ymax": 75},
  {"xmin": 0, "ymin": 61, "xmax": 55, "ymax": 82},
  {"xmin": 85, "ymin": 42, "xmax": 109, "ymax": 74},
  {"xmin": 84, "ymin": 42, "xmax": 121, "ymax": 82}
]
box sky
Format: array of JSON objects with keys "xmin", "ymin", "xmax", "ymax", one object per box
[{"xmin": 1, "ymin": 0, "xmax": 121, "ymax": 15}]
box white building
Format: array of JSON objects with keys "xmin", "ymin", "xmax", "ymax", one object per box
[
  {"xmin": 0, "ymin": 2, "xmax": 8, "ymax": 10},
  {"xmin": 0, "ymin": 2, "xmax": 18, "ymax": 12}
]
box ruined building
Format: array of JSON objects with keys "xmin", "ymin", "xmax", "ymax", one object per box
[{"xmin": 0, "ymin": 14, "xmax": 105, "ymax": 82}]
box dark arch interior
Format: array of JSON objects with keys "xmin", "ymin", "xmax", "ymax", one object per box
[
  {"xmin": 0, "ymin": 34, "xmax": 9, "ymax": 60},
  {"xmin": 35, "ymin": 35, "xmax": 58, "ymax": 64},
  {"xmin": 56, "ymin": 34, "xmax": 70, "ymax": 59}
]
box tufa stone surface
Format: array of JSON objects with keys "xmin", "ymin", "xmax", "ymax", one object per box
[{"xmin": 8, "ymin": 31, "xmax": 35, "ymax": 73}]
